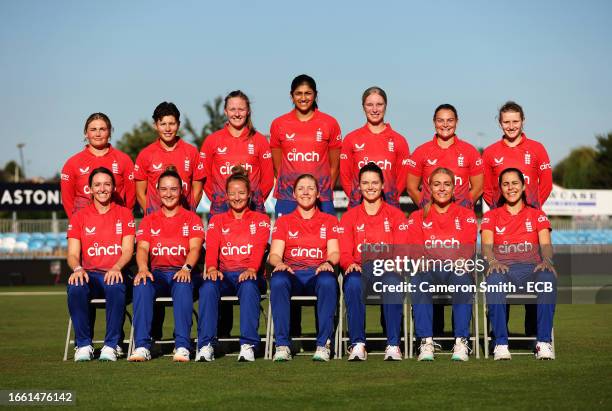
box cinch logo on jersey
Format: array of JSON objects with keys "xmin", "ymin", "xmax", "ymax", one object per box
[
  {"xmin": 497, "ymin": 241, "xmax": 534, "ymax": 254},
  {"xmin": 340, "ymin": 154, "xmax": 348, "ymax": 160},
  {"xmin": 258, "ymin": 221, "xmax": 270, "ymax": 229},
  {"xmin": 87, "ymin": 242, "xmax": 122, "ymax": 257},
  {"xmin": 152, "ymin": 243, "xmax": 187, "ymax": 256},
  {"xmin": 115, "ymin": 220, "xmax": 122, "ymax": 235},
  {"xmin": 112, "ymin": 161, "xmax": 119, "ymax": 174},
  {"xmin": 476, "ymin": 159, "xmax": 483, "ymax": 166},
  {"xmin": 220, "ymin": 162, "xmax": 253, "ymax": 176},
  {"xmin": 332, "ymin": 226, "xmax": 343, "ymax": 234},
  {"xmin": 61, "ymin": 173, "xmax": 70, "ymax": 181},
  {"xmin": 524, "ymin": 152, "xmax": 531, "ymax": 165},
  {"xmin": 221, "ymin": 242, "xmax": 253, "ymax": 256},
  {"xmin": 357, "ymin": 157, "xmax": 392, "ymax": 170},
  {"xmin": 538, "ymin": 215, "xmax": 549, "ymax": 223},
  {"xmin": 457, "ymin": 154, "xmax": 465, "ymax": 167},
  {"xmin": 182, "ymin": 223, "xmax": 189, "ymax": 237},
  {"xmin": 398, "ymin": 222, "xmax": 410, "ymax": 231},
  {"xmin": 287, "ymin": 149, "xmax": 319, "ymax": 162},
  {"xmin": 262, "ymin": 151, "xmax": 272, "ymax": 159},
  {"xmin": 454, "ymin": 175, "xmax": 464, "ymax": 186},
  {"xmin": 357, "ymin": 241, "xmax": 385, "ymax": 253},
  {"xmin": 540, "ymin": 163, "xmax": 552, "ymax": 170},
  {"xmin": 248, "ymin": 143, "xmax": 255, "ymax": 155},
  {"xmin": 320, "ymin": 225, "xmax": 327, "ymax": 239},
  {"xmin": 316, "ymin": 128, "xmax": 323, "ymax": 142},
  {"xmin": 290, "ymin": 247, "xmax": 323, "ymax": 259},
  {"xmin": 425, "ymin": 236, "xmax": 460, "ymax": 249},
  {"xmin": 388, "ymin": 140, "xmax": 394, "ymax": 152}
]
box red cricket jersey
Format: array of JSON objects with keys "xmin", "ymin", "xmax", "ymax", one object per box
[
  {"xmin": 406, "ymin": 202, "xmax": 477, "ymax": 260},
  {"xmin": 481, "ymin": 204, "xmax": 551, "ymax": 264},
  {"xmin": 136, "ymin": 207, "xmax": 204, "ymax": 270},
  {"xmin": 338, "ymin": 201, "xmax": 409, "ymax": 270},
  {"xmin": 205, "ymin": 209, "xmax": 271, "ymax": 273},
  {"xmin": 271, "ymin": 208, "xmax": 339, "ymax": 270},
  {"xmin": 134, "ymin": 139, "xmax": 205, "ymax": 214},
  {"xmin": 67, "ymin": 203, "xmax": 135, "ymax": 271},
  {"xmin": 269, "ymin": 109, "xmax": 342, "ymax": 202},
  {"xmin": 200, "ymin": 126, "xmax": 274, "ymax": 214},
  {"xmin": 407, "ymin": 135, "xmax": 483, "ymax": 209},
  {"xmin": 482, "ymin": 134, "xmax": 552, "ymax": 209},
  {"xmin": 61, "ymin": 145, "xmax": 135, "ymax": 216},
  {"xmin": 340, "ymin": 124, "xmax": 410, "ymax": 209}
]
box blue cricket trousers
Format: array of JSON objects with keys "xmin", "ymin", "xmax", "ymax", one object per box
[
  {"xmin": 270, "ymin": 269, "xmax": 338, "ymax": 347},
  {"xmin": 132, "ymin": 268, "xmax": 194, "ymax": 350},
  {"xmin": 67, "ymin": 270, "xmax": 126, "ymax": 348}
]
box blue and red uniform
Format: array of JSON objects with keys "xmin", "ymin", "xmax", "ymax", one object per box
[
  {"xmin": 200, "ymin": 126, "xmax": 274, "ymax": 216},
  {"xmin": 482, "ymin": 134, "xmax": 552, "ymax": 209},
  {"xmin": 339, "ymin": 201, "xmax": 408, "ymax": 346},
  {"xmin": 270, "ymin": 209, "xmax": 339, "ymax": 347},
  {"xmin": 198, "ymin": 209, "xmax": 270, "ymax": 348},
  {"xmin": 134, "ymin": 139, "xmax": 205, "ymax": 214},
  {"xmin": 66, "ymin": 203, "xmax": 135, "ymax": 348},
  {"xmin": 340, "ymin": 124, "xmax": 410, "ymax": 209},
  {"xmin": 270, "ymin": 109, "xmax": 341, "ymax": 215},
  {"xmin": 61, "ymin": 146, "xmax": 135, "ymax": 216},
  {"xmin": 406, "ymin": 203, "xmax": 478, "ymax": 339},
  {"xmin": 481, "ymin": 204, "xmax": 555, "ymax": 344},
  {"xmin": 132, "ymin": 208, "xmax": 204, "ymax": 350},
  {"xmin": 407, "ymin": 136, "xmax": 483, "ymax": 209}
]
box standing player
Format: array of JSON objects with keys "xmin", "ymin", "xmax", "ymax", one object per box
[
  {"xmin": 407, "ymin": 104, "xmax": 483, "ymax": 209},
  {"xmin": 339, "ymin": 162, "xmax": 408, "ymax": 361},
  {"xmin": 200, "ymin": 90, "xmax": 274, "ymax": 217},
  {"xmin": 66, "ymin": 167, "xmax": 135, "ymax": 361},
  {"xmin": 268, "ymin": 174, "xmax": 340, "ymax": 362},
  {"xmin": 407, "ymin": 167, "xmax": 478, "ymax": 361},
  {"xmin": 482, "ymin": 101, "xmax": 552, "ymax": 209},
  {"xmin": 61, "ymin": 113, "xmax": 135, "ymax": 216},
  {"xmin": 270, "ymin": 74, "xmax": 342, "ymax": 216},
  {"xmin": 340, "ymin": 87, "xmax": 410, "ymax": 209},
  {"xmin": 134, "ymin": 102, "xmax": 205, "ymax": 215},
  {"xmin": 481, "ymin": 168, "xmax": 556, "ymax": 360},
  {"xmin": 128, "ymin": 167, "xmax": 204, "ymax": 362},
  {"xmin": 197, "ymin": 166, "xmax": 271, "ymax": 362}
]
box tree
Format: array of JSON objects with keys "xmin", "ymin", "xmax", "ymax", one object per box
[
  {"xmin": 592, "ymin": 132, "xmax": 612, "ymax": 188},
  {"xmin": 115, "ymin": 121, "xmax": 158, "ymax": 162},
  {"xmin": 1, "ymin": 161, "xmax": 24, "ymax": 182},
  {"xmin": 184, "ymin": 96, "xmax": 226, "ymax": 148},
  {"xmin": 553, "ymin": 146, "xmax": 598, "ymax": 188}
]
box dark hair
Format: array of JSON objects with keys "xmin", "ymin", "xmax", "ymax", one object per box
[
  {"xmin": 423, "ymin": 167, "xmax": 455, "ymax": 218},
  {"xmin": 152, "ymin": 102, "xmax": 181, "ymax": 122},
  {"xmin": 498, "ymin": 101, "xmax": 524, "ymax": 122},
  {"xmin": 433, "ymin": 104, "xmax": 458, "ymax": 120},
  {"xmin": 358, "ymin": 161, "xmax": 385, "ymax": 184},
  {"xmin": 157, "ymin": 165, "xmax": 183, "ymax": 189},
  {"xmin": 225, "ymin": 164, "xmax": 251, "ymax": 193},
  {"xmin": 497, "ymin": 167, "xmax": 527, "ymax": 207},
  {"xmin": 88, "ymin": 166, "xmax": 115, "ymax": 188},
  {"xmin": 362, "ymin": 86, "xmax": 387, "ymax": 106},
  {"xmin": 84, "ymin": 112, "xmax": 113, "ymax": 137},
  {"xmin": 225, "ymin": 90, "xmax": 256, "ymax": 137},
  {"xmin": 290, "ymin": 74, "xmax": 318, "ymax": 110}
]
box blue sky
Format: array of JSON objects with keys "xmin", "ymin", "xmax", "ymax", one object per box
[{"xmin": 1, "ymin": 0, "xmax": 611, "ymax": 178}]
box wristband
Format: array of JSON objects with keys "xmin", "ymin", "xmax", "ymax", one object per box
[{"xmin": 73, "ymin": 266, "xmax": 84, "ymax": 272}]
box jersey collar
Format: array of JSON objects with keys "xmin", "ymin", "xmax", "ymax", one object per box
[
  {"xmin": 433, "ymin": 134, "xmax": 459, "ymax": 148},
  {"xmin": 156, "ymin": 137, "xmax": 183, "ymax": 152},
  {"xmin": 501, "ymin": 133, "xmax": 528, "ymax": 148}
]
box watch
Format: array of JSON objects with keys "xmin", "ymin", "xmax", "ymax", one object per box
[{"xmin": 182, "ymin": 264, "xmax": 193, "ymax": 273}]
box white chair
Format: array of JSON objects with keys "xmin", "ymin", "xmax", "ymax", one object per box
[{"xmin": 63, "ymin": 298, "xmax": 133, "ymax": 361}]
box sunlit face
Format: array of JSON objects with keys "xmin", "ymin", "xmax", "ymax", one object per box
[
  {"xmin": 226, "ymin": 180, "xmax": 250, "ymax": 212},
  {"xmin": 359, "ymin": 171, "xmax": 384, "ymax": 202},
  {"xmin": 434, "ymin": 109, "xmax": 457, "ymax": 140},
  {"xmin": 155, "ymin": 115, "xmax": 180, "ymax": 144},
  {"xmin": 291, "ymin": 84, "xmax": 316, "ymax": 114},
  {"xmin": 363, "ymin": 93, "xmax": 386, "ymax": 126},
  {"xmin": 90, "ymin": 172, "xmax": 114, "ymax": 204},
  {"xmin": 500, "ymin": 171, "xmax": 525, "ymax": 204},
  {"xmin": 85, "ymin": 119, "xmax": 111, "ymax": 149},
  {"xmin": 157, "ymin": 176, "xmax": 181, "ymax": 209},
  {"xmin": 293, "ymin": 177, "xmax": 319, "ymax": 209},
  {"xmin": 224, "ymin": 97, "xmax": 249, "ymax": 130},
  {"xmin": 499, "ymin": 111, "xmax": 523, "ymax": 140},
  {"xmin": 429, "ymin": 172, "xmax": 454, "ymax": 205}
]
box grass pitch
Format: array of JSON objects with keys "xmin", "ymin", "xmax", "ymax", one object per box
[{"xmin": 1, "ymin": 286, "xmax": 611, "ymax": 410}]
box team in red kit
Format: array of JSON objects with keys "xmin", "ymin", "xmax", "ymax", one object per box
[{"xmin": 62, "ymin": 79, "xmax": 557, "ymax": 363}]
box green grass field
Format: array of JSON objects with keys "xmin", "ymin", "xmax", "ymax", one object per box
[{"xmin": 1, "ymin": 286, "xmax": 611, "ymax": 410}]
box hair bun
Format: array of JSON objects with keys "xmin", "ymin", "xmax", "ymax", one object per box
[
  {"xmin": 164, "ymin": 165, "xmax": 178, "ymax": 173},
  {"xmin": 231, "ymin": 164, "xmax": 249, "ymax": 177}
]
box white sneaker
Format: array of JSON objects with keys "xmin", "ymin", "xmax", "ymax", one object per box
[
  {"xmin": 74, "ymin": 345, "xmax": 93, "ymax": 362},
  {"xmin": 535, "ymin": 342, "xmax": 555, "ymax": 360},
  {"xmin": 115, "ymin": 345, "xmax": 124, "ymax": 358},
  {"xmin": 128, "ymin": 347, "xmax": 151, "ymax": 362},
  {"xmin": 312, "ymin": 345, "xmax": 331, "ymax": 362},
  {"xmin": 384, "ymin": 345, "xmax": 402, "ymax": 361},
  {"xmin": 418, "ymin": 338, "xmax": 435, "ymax": 361},
  {"xmin": 173, "ymin": 347, "xmax": 190, "ymax": 362},
  {"xmin": 451, "ymin": 338, "xmax": 471, "ymax": 362},
  {"xmin": 99, "ymin": 345, "xmax": 117, "ymax": 362},
  {"xmin": 493, "ymin": 344, "xmax": 512, "ymax": 360},
  {"xmin": 348, "ymin": 343, "xmax": 367, "ymax": 361},
  {"xmin": 196, "ymin": 344, "xmax": 215, "ymax": 362},
  {"xmin": 273, "ymin": 346, "xmax": 292, "ymax": 362},
  {"xmin": 238, "ymin": 344, "xmax": 255, "ymax": 362}
]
